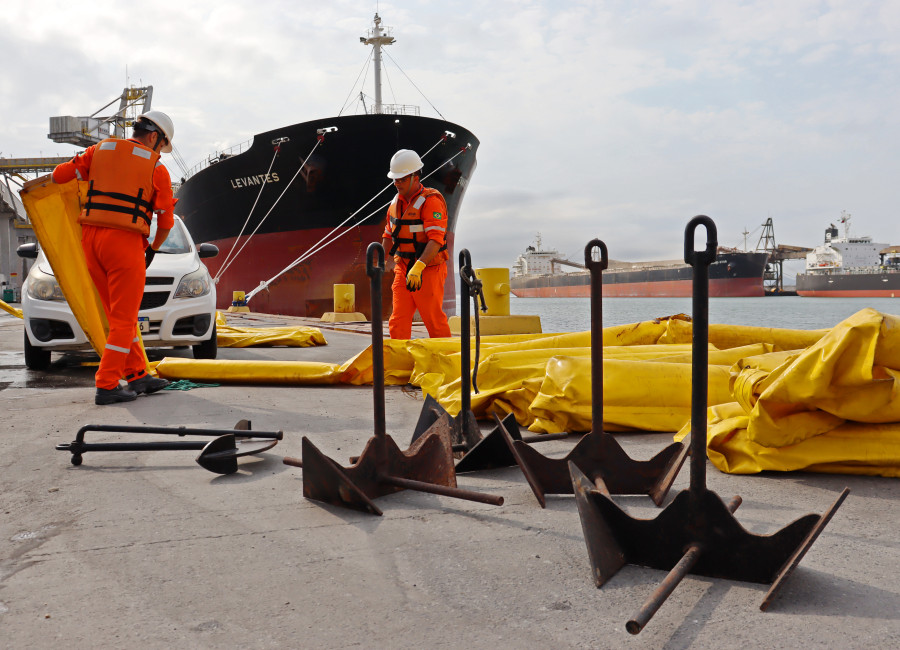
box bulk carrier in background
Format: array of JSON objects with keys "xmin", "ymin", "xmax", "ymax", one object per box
[
  {"xmin": 174, "ymin": 14, "xmax": 479, "ymax": 318},
  {"xmin": 510, "ymin": 234, "xmax": 770, "ymax": 298},
  {"xmin": 796, "ymin": 213, "xmax": 900, "ymax": 297}
]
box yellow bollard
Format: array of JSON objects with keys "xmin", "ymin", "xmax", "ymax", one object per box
[
  {"xmin": 475, "ymin": 268, "xmax": 510, "ymax": 316},
  {"xmin": 321, "ymin": 284, "xmax": 366, "ymax": 322},
  {"xmin": 449, "ymin": 267, "xmax": 541, "ymax": 335},
  {"xmin": 333, "ymin": 284, "xmax": 356, "ymax": 313},
  {"xmin": 226, "ymin": 290, "xmax": 250, "ymax": 313}
]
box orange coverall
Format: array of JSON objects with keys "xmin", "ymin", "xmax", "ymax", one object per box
[
  {"xmin": 383, "ymin": 186, "xmax": 451, "ymax": 339},
  {"xmin": 52, "ymin": 140, "xmax": 175, "ymax": 390}
]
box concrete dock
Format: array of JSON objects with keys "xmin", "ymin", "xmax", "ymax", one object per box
[{"xmin": 1, "ymin": 310, "xmax": 899, "ymax": 649}]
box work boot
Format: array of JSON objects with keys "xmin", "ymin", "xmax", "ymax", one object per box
[
  {"xmin": 127, "ymin": 373, "xmax": 171, "ymax": 395},
  {"xmin": 95, "ymin": 385, "xmax": 138, "ymax": 405}
]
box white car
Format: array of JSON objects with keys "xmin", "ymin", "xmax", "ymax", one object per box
[{"xmin": 18, "ymin": 216, "xmax": 219, "ymax": 370}]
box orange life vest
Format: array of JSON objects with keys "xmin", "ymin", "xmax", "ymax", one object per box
[
  {"xmin": 387, "ymin": 187, "xmax": 449, "ymax": 266},
  {"xmin": 79, "ymin": 138, "xmax": 160, "ymax": 236}
]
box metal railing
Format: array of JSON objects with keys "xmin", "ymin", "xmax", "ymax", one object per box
[{"xmin": 182, "ymin": 138, "xmax": 254, "ymax": 180}]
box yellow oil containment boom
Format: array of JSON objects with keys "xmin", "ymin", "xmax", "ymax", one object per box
[{"xmin": 19, "ymin": 175, "xmax": 150, "ymax": 369}]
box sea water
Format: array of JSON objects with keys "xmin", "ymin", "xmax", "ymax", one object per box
[{"xmin": 492, "ymin": 296, "xmax": 900, "ymax": 333}]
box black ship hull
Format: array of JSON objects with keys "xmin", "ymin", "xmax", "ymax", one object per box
[
  {"xmin": 175, "ymin": 114, "xmax": 479, "ymax": 317},
  {"xmin": 796, "ymin": 270, "xmax": 900, "ymax": 297}
]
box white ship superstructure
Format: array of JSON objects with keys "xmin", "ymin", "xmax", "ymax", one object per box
[
  {"xmin": 805, "ymin": 212, "xmax": 888, "ymax": 272},
  {"xmin": 512, "ymin": 234, "xmax": 561, "ymax": 278}
]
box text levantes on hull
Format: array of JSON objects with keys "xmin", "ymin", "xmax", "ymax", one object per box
[{"xmin": 229, "ymin": 173, "xmax": 281, "ymax": 189}]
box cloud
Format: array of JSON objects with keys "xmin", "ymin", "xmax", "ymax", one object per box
[{"xmin": 4, "ymin": 0, "xmax": 900, "ymax": 270}]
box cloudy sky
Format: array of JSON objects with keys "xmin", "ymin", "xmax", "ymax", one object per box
[{"xmin": 3, "ymin": 0, "xmax": 899, "ymax": 277}]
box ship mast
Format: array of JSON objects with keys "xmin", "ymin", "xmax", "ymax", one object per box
[{"xmin": 361, "ymin": 13, "xmax": 395, "ymax": 115}]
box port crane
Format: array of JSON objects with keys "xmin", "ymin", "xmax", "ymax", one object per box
[{"xmin": 754, "ymin": 217, "xmax": 811, "ymax": 294}]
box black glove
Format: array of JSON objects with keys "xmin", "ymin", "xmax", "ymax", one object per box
[{"xmin": 145, "ymin": 247, "xmax": 157, "ymax": 269}]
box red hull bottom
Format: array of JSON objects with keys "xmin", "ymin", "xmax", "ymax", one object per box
[
  {"xmin": 510, "ymin": 278, "xmax": 763, "ymax": 298},
  {"xmin": 797, "ymin": 290, "xmax": 900, "ymax": 297},
  {"xmin": 204, "ymin": 227, "xmax": 457, "ymax": 318}
]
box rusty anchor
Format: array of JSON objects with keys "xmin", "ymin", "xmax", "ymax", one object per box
[
  {"xmin": 409, "ymin": 249, "xmax": 571, "ymax": 475},
  {"xmin": 569, "ymin": 216, "xmax": 850, "ymax": 634},
  {"xmin": 481, "ymin": 239, "xmax": 688, "ymax": 507},
  {"xmin": 282, "ymin": 243, "xmax": 505, "ymax": 515},
  {"xmin": 55, "ymin": 419, "xmax": 283, "ymax": 474}
]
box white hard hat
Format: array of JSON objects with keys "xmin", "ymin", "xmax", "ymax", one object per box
[
  {"xmin": 387, "ymin": 149, "xmax": 423, "ymax": 179},
  {"xmin": 135, "ymin": 110, "xmax": 175, "ymax": 153}
]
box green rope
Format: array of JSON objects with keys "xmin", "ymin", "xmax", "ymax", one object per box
[{"xmin": 163, "ymin": 379, "xmax": 221, "ymax": 391}]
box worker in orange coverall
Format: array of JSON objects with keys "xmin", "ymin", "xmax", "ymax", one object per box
[
  {"xmin": 381, "ymin": 149, "xmax": 452, "ymax": 339},
  {"xmin": 52, "ymin": 111, "xmax": 175, "ymax": 405}
]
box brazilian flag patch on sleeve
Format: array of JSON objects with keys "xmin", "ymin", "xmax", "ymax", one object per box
[{"xmin": 433, "ymin": 211, "xmax": 443, "ymax": 219}]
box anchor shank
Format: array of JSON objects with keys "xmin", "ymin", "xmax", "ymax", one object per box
[
  {"xmin": 587, "ymin": 241, "xmax": 604, "ymax": 436},
  {"xmin": 381, "ymin": 474, "xmax": 504, "ymax": 506},
  {"xmin": 60, "ymin": 441, "xmax": 209, "ymax": 452},
  {"xmin": 460, "ymin": 252, "xmax": 473, "ymax": 418},
  {"xmin": 368, "ymin": 243, "xmax": 387, "ymax": 439},
  {"xmin": 627, "ymin": 495, "xmax": 742, "ymax": 635},
  {"xmin": 72, "ymin": 424, "xmax": 282, "ymax": 443},
  {"xmin": 686, "ymin": 218, "xmax": 716, "ymax": 494}
]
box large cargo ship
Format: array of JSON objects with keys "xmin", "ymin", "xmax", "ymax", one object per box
[
  {"xmin": 174, "ymin": 14, "xmax": 479, "ymax": 318},
  {"xmin": 510, "ymin": 235, "xmax": 769, "ymax": 298},
  {"xmin": 796, "ymin": 213, "xmax": 900, "ymax": 297}
]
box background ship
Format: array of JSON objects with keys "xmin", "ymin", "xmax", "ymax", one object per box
[
  {"xmin": 796, "ymin": 212, "xmax": 900, "ymax": 297},
  {"xmin": 510, "ymin": 234, "xmax": 769, "ymax": 298},
  {"xmin": 174, "ymin": 14, "xmax": 479, "ymax": 318}
]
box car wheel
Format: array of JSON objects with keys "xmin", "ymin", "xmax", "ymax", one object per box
[
  {"xmin": 24, "ymin": 330, "xmax": 52, "ymax": 370},
  {"xmin": 193, "ymin": 323, "xmax": 217, "ymax": 359}
]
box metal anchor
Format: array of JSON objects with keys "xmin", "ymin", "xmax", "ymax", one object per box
[
  {"xmin": 408, "ymin": 249, "xmax": 571, "ymax": 474},
  {"xmin": 55, "ymin": 419, "xmax": 283, "ymax": 474},
  {"xmin": 486, "ymin": 239, "xmax": 688, "ymax": 507},
  {"xmin": 569, "ymin": 216, "xmax": 850, "ymax": 634},
  {"xmin": 282, "ymin": 243, "xmax": 505, "ymax": 515}
]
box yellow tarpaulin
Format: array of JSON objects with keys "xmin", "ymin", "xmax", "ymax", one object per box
[
  {"xmin": 673, "ymin": 308, "xmax": 900, "ymax": 476},
  {"xmin": 0, "ymin": 300, "xmax": 23, "ymax": 318},
  {"xmin": 155, "ymin": 358, "xmax": 342, "ymax": 385},
  {"xmin": 131, "ymin": 308, "xmax": 900, "ymax": 477},
  {"xmin": 213, "ymin": 311, "xmax": 328, "ymax": 348},
  {"xmin": 19, "ymin": 176, "xmax": 150, "ymax": 370},
  {"xmin": 19, "ymin": 177, "xmax": 109, "ymax": 356}
]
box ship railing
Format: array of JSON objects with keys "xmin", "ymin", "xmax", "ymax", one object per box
[
  {"xmin": 805, "ymin": 265, "xmax": 900, "ymax": 275},
  {"xmin": 182, "ymin": 138, "xmax": 254, "ymax": 180},
  {"xmin": 370, "ymin": 103, "xmax": 420, "ymax": 116}
]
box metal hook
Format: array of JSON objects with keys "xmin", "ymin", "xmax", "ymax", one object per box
[
  {"xmin": 684, "ymin": 215, "xmax": 718, "ymax": 267},
  {"xmin": 367, "ymin": 242, "xmax": 385, "ymax": 278},
  {"xmin": 584, "ymin": 238, "xmax": 609, "ymax": 271},
  {"xmin": 458, "ymin": 249, "xmax": 487, "ymax": 311}
]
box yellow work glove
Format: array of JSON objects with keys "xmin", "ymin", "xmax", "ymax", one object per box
[{"xmin": 406, "ymin": 260, "xmax": 426, "ymax": 292}]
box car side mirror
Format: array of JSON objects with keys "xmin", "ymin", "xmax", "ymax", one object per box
[
  {"xmin": 16, "ymin": 242, "xmax": 38, "ymax": 259},
  {"xmin": 198, "ymin": 243, "xmax": 219, "ymax": 259}
]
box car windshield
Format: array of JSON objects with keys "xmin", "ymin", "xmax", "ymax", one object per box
[{"xmin": 149, "ymin": 219, "xmax": 191, "ymax": 254}]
